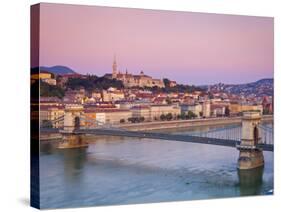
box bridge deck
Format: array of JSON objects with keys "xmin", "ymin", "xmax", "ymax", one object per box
[
  {"xmin": 75, "ymin": 128, "xmax": 273, "ymax": 152},
  {"xmin": 39, "ymin": 128, "xmax": 273, "ymax": 152}
]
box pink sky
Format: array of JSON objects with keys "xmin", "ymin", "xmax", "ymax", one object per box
[{"xmin": 36, "ymin": 3, "xmax": 274, "ymax": 85}]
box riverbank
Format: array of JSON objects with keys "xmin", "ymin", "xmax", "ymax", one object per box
[
  {"xmin": 40, "ymin": 133, "xmax": 62, "ymax": 141},
  {"xmin": 117, "ymin": 115, "xmax": 273, "ymax": 131}
]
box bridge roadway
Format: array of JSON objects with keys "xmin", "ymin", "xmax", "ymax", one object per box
[{"xmin": 73, "ymin": 128, "xmax": 273, "ymax": 152}]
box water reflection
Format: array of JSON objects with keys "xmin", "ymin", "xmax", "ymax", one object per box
[
  {"xmin": 238, "ymin": 166, "xmax": 264, "ymax": 196},
  {"xmin": 59, "ymin": 148, "xmax": 87, "ymax": 181},
  {"xmin": 40, "ymin": 141, "xmax": 54, "ymax": 155}
]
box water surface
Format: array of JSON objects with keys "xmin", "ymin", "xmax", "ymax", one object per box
[{"xmin": 40, "ymin": 124, "xmax": 273, "ymax": 209}]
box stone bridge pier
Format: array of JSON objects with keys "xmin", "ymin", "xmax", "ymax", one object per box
[
  {"xmin": 58, "ymin": 105, "xmax": 88, "ymax": 149},
  {"xmin": 237, "ymin": 111, "xmax": 264, "ymax": 170}
]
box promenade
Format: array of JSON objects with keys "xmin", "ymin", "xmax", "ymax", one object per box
[{"xmin": 117, "ymin": 115, "xmax": 273, "ymax": 131}]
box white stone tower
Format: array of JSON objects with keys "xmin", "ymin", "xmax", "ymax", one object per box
[
  {"xmin": 237, "ymin": 111, "xmax": 264, "ymax": 170},
  {"xmin": 59, "ymin": 105, "xmax": 88, "ymax": 149}
]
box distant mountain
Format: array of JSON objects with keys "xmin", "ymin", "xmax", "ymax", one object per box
[
  {"xmin": 252, "ymin": 78, "xmax": 273, "ymax": 86},
  {"xmin": 40, "ymin": 65, "xmax": 77, "ymax": 75},
  {"xmin": 210, "ymin": 78, "xmax": 273, "ymax": 97}
]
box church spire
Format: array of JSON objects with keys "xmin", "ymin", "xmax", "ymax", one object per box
[
  {"xmin": 113, "ymin": 54, "xmax": 116, "ymax": 64},
  {"xmin": 112, "ymin": 54, "xmax": 117, "ymax": 78}
]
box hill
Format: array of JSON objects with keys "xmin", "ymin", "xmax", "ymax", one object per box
[
  {"xmin": 40, "ymin": 65, "xmax": 77, "ymax": 75},
  {"xmin": 210, "ymin": 78, "xmax": 273, "ymax": 97}
]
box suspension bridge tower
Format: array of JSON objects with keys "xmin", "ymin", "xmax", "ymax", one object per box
[
  {"xmin": 63, "ymin": 104, "xmax": 85, "ymax": 132},
  {"xmin": 59, "ymin": 105, "xmax": 88, "ymax": 149},
  {"xmin": 237, "ymin": 111, "xmax": 264, "ymax": 170}
]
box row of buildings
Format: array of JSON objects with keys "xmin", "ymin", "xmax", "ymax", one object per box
[
  {"xmin": 36, "ymin": 56, "xmax": 273, "ymax": 129},
  {"xmin": 39, "ymin": 94, "xmax": 269, "ymax": 128},
  {"xmin": 40, "ymin": 100, "xmax": 182, "ymax": 128}
]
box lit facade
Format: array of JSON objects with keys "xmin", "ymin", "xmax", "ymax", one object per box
[{"xmin": 105, "ymin": 56, "xmax": 165, "ymax": 88}]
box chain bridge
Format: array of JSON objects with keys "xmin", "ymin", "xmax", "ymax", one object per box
[{"xmin": 41, "ymin": 108, "xmax": 273, "ymax": 170}]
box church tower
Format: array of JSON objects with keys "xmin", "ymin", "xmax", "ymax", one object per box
[{"xmin": 112, "ymin": 55, "xmax": 117, "ymax": 78}]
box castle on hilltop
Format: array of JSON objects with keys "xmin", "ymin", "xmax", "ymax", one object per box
[{"xmin": 104, "ymin": 56, "xmax": 164, "ymax": 88}]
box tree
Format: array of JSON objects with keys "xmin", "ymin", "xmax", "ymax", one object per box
[
  {"xmin": 225, "ymin": 106, "xmax": 230, "ymax": 117},
  {"xmin": 166, "ymin": 113, "xmax": 173, "ymax": 121},
  {"xmin": 186, "ymin": 111, "xmax": 197, "ymax": 119},
  {"xmin": 163, "ymin": 78, "xmax": 171, "ymax": 88},
  {"xmin": 180, "ymin": 112, "xmax": 186, "ymax": 120},
  {"xmin": 160, "ymin": 114, "xmax": 166, "ymax": 121},
  {"xmin": 263, "ymin": 108, "xmax": 270, "ymax": 115},
  {"xmin": 176, "ymin": 112, "xmax": 186, "ymax": 120},
  {"xmin": 166, "ymin": 97, "xmax": 172, "ymax": 105},
  {"xmin": 128, "ymin": 117, "xmax": 144, "ymax": 123},
  {"xmin": 66, "ymin": 75, "xmax": 124, "ymax": 91},
  {"xmin": 40, "ymin": 80, "xmax": 65, "ymax": 98}
]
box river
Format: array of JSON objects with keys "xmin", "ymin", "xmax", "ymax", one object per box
[{"xmin": 39, "ymin": 124, "xmax": 273, "ymax": 209}]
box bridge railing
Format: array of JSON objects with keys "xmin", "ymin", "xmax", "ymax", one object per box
[
  {"xmin": 182, "ymin": 124, "xmax": 273, "ymax": 146},
  {"xmin": 51, "ymin": 115, "xmax": 64, "ymax": 123},
  {"xmin": 259, "ymin": 125, "xmax": 274, "ymax": 145},
  {"xmin": 182, "ymin": 125, "xmax": 242, "ymax": 141},
  {"xmin": 79, "ymin": 117, "xmax": 127, "ymax": 131}
]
